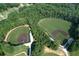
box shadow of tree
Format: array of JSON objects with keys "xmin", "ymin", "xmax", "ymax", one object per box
[
  {"xmin": 67, "ymin": 20, "xmax": 79, "ymax": 52},
  {"xmin": 68, "ymin": 22, "xmax": 78, "ymax": 40}
]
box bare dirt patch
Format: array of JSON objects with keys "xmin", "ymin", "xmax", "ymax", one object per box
[
  {"xmin": 18, "ymin": 33, "xmax": 30, "ymax": 44},
  {"xmin": 44, "ymin": 46, "xmax": 65, "ymax": 56},
  {"xmin": 51, "ymin": 29, "xmax": 68, "ymax": 38}
]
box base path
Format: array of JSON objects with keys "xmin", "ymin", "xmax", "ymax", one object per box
[{"xmin": 14, "ymin": 51, "xmax": 27, "ymax": 56}]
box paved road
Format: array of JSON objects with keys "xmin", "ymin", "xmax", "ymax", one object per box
[
  {"xmin": 63, "ymin": 38, "xmax": 74, "ymax": 49},
  {"xmin": 24, "ymin": 31, "xmax": 34, "ymax": 56}
]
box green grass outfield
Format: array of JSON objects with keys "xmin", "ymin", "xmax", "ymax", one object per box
[
  {"xmin": 70, "ymin": 50, "xmax": 79, "ymax": 56},
  {"xmin": 38, "ymin": 18, "xmax": 71, "ymax": 44},
  {"xmin": 5, "ymin": 25, "xmax": 30, "ymax": 44}
]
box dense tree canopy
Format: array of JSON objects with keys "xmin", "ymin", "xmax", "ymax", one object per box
[{"xmin": 0, "ymin": 3, "xmax": 19, "ymax": 12}]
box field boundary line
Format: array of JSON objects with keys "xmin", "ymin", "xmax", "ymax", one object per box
[{"xmin": 14, "ymin": 51, "xmax": 27, "ymax": 56}]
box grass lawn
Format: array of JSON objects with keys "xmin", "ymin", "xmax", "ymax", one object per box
[
  {"xmin": 68, "ymin": 41, "xmax": 79, "ymax": 56},
  {"xmin": 38, "ymin": 18, "xmax": 71, "ymax": 44},
  {"xmin": 6, "ymin": 25, "xmax": 30, "ymax": 44},
  {"xmin": 70, "ymin": 50, "xmax": 79, "ymax": 56},
  {"xmin": 1, "ymin": 43, "xmax": 29, "ymax": 56}
]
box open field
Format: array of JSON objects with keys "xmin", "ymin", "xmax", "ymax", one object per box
[
  {"xmin": 38, "ymin": 18, "xmax": 71, "ymax": 44},
  {"xmin": 69, "ymin": 49, "xmax": 79, "ymax": 56},
  {"xmin": 68, "ymin": 41, "xmax": 79, "ymax": 56},
  {"xmin": 70, "ymin": 50, "xmax": 79, "ymax": 56},
  {"xmin": 1, "ymin": 43, "xmax": 28, "ymax": 56}
]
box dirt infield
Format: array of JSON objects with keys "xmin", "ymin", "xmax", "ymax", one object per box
[
  {"xmin": 51, "ymin": 29, "xmax": 69, "ymax": 38},
  {"xmin": 18, "ymin": 33, "xmax": 30, "ymax": 44}
]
